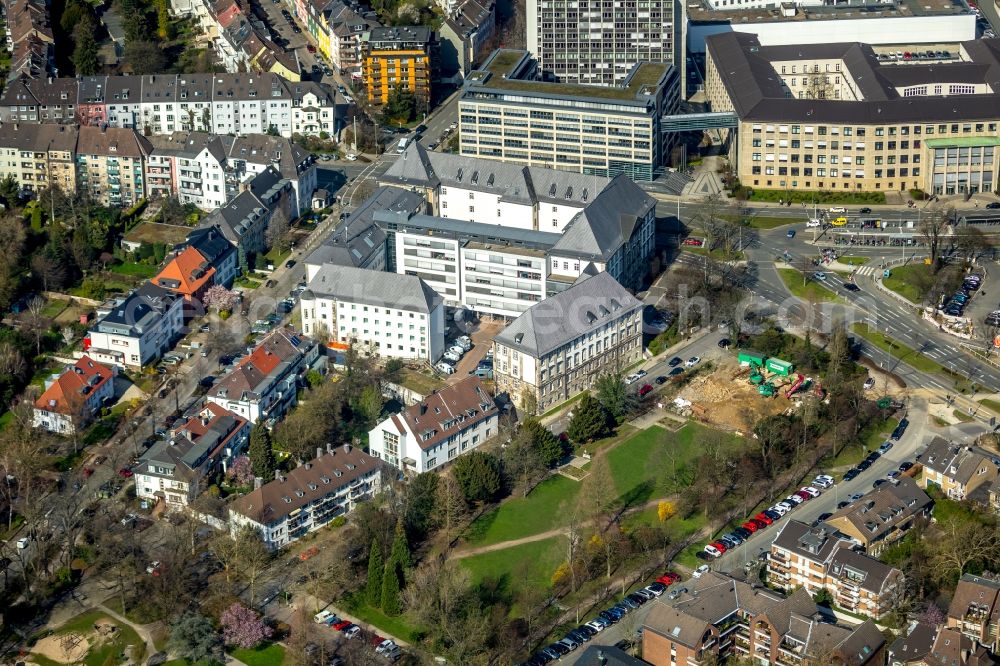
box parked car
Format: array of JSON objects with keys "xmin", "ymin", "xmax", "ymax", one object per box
[
  {"xmin": 799, "ymin": 486, "xmax": 821, "ymax": 498},
  {"xmin": 686, "ymin": 356, "xmax": 701, "ymax": 367},
  {"xmin": 15, "ymin": 536, "xmax": 30, "ymax": 549},
  {"xmin": 879, "ymin": 441, "xmax": 894, "ymax": 454},
  {"xmin": 754, "ymin": 512, "xmax": 774, "ymax": 525},
  {"xmin": 703, "ymin": 544, "xmax": 722, "ymax": 558},
  {"xmin": 668, "ymin": 357, "xmax": 683, "ymax": 367},
  {"xmin": 891, "ymin": 418, "xmax": 908, "ymax": 440},
  {"xmin": 435, "ymin": 361, "xmax": 455, "ymax": 375},
  {"xmin": 638, "ymin": 384, "xmax": 654, "ymax": 398},
  {"xmin": 898, "ymin": 461, "xmax": 914, "ymax": 472}
]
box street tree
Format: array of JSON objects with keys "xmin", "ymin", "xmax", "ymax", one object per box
[
  {"xmin": 918, "ymin": 208, "xmax": 952, "ymax": 268},
  {"xmin": 248, "ymin": 421, "xmax": 276, "ymax": 481},
  {"xmin": 233, "ymin": 525, "xmax": 271, "ymax": 607}
]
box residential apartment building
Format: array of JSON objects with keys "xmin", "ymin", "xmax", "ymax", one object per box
[
  {"xmin": 83, "ymin": 283, "xmax": 186, "ymax": 369},
  {"xmin": 152, "ymin": 246, "xmax": 217, "ymax": 306},
  {"xmin": 919, "ymin": 438, "xmax": 1000, "ymax": 501},
  {"xmin": 888, "ymin": 622, "xmax": 937, "ymax": 666},
  {"xmin": 947, "ymin": 573, "xmax": 1000, "ymax": 654},
  {"xmin": 228, "ymin": 444, "xmax": 380, "ymax": 549},
  {"xmin": 299, "ymin": 0, "xmax": 379, "ymax": 78},
  {"xmin": 1, "ymin": 0, "xmax": 54, "ymax": 82},
  {"xmin": 525, "ymin": 0, "xmax": 675, "ymax": 85},
  {"xmin": 224, "ymin": 134, "xmax": 317, "ymax": 216},
  {"xmin": 768, "ymin": 520, "xmax": 905, "ymax": 620},
  {"xmin": 923, "ymin": 627, "xmax": 999, "ymax": 666},
  {"xmin": 300, "ymin": 263, "xmax": 445, "ymax": 362},
  {"xmin": 705, "ymin": 33, "xmax": 1000, "ymax": 195},
  {"xmin": 824, "ymin": 476, "xmax": 932, "ymax": 556},
  {"xmin": 304, "ymin": 186, "xmax": 424, "ymax": 277},
  {"xmin": 135, "ymin": 403, "xmax": 250, "ymax": 507},
  {"xmin": 439, "ymin": 0, "xmax": 495, "ymax": 79},
  {"xmin": 146, "ymin": 131, "xmax": 230, "ymax": 210},
  {"xmin": 197, "ymin": 0, "xmax": 301, "ymax": 80},
  {"xmin": 458, "ymin": 49, "xmax": 680, "ymax": 181},
  {"xmin": 75, "ymin": 126, "xmax": 152, "ymax": 207},
  {"xmin": 642, "ymin": 570, "xmax": 887, "ymax": 666},
  {"xmin": 206, "ymin": 327, "xmax": 321, "ymax": 425},
  {"xmin": 382, "ymin": 145, "xmax": 658, "ymax": 305},
  {"xmin": 492, "ymin": 272, "xmax": 643, "ymax": 411},
  {"xmin": 0, "ymin": 123, "xmax": 78, "ymax": 196},
  {"xmin": 179, "ymin": 224, "xmax": 239, "ymax": 288},
  {"xmin": 32, "ymin": 356, "xmax": 116, "ymax": 434},
  {"xmin": 362, "ymin": 26, "xmax": 439, "ymax": 107},
  {"xmin": 367, "ymin": 376, "xmax": 498, "ymax": 473},
  {"xmin": 0, "ymin": 73, "xmax": 340, "ymax": 139}
]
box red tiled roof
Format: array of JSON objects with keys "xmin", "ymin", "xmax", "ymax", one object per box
[
  {"xmin": 154, "ymin": 246, "xmax": 216, "ymax": 297},
  {"xmin": 34, "ymin": 355, "xmax": 114, "ymax": 414}
]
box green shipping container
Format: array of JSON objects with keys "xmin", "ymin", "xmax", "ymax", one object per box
[
  {"xmin": 738, "ymin": 351, "xmax": 766, "ymax": 366},
  {"xmin": 765, "ymin": 358, "xmax": 794, "ymax": 376}
]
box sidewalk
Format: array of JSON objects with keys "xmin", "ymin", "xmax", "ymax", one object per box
[{"xmin": 95, "ymin": 603, "xmax": 159, "ymax": 664}]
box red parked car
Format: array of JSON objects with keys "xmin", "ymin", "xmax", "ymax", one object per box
[
  {"xmin": 656, "ymin": 572, "xmax": 681, "ymax": 585},
  {"xmin": 741, "ymin": 521, "xmax": 759, "ymax": 533},
  {"xmin": 794, "ymin": 490, "xmax": 811, "ymax": 501},
  {"xmin": 306, "ymin": 44, "xmax": 316, "ymax": 53},
  {"xmin": 754, "ymin": 512, "xmax": 774, "ymax": 525},
  {"xmin": 710, "ymin": 541, "xmax": 728, "ymax": 554},
  {"xmin": 118, "ymin": 468, "xmax": 134, "ymax": 478},
  {"xmin": 332, "ymin": 621, "xmax": 352, "ymax": 631},
  {"xmin": 681, "ymin": 238, "xmax": 704, "ymax": 246},
  {"xmin": 638, "ymin": 384, "xmax": 654, "ymax": 398},
  {"xmin": 750, "ymin": 518, "xmax": 769, "ymax": 530}
]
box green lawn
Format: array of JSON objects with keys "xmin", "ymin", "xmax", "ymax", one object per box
[
  {"xmin": 980, "ymin": 398, "xmax": 1000, "ymax": 414},
  {"xmin": 882, "ymin": 264, "xmax": 931, "ymax": 304},
  {"xmin": 749, "ymin": 216, "xmax": 799, "ymax": 229},
  {"xmin": 953, "ymin": 409, "xmax": 974, "ymax": 423},
  {"xmin": 684, "ymin": 246, "xmax": 745, "ymax": 261},
  {"xmin": 839, "ymin": 256, "xmax": 869, "ymax": 266},
  {"xmin": 777, "ymin": 269, "xmax": 842, "ymax": 303},
  {"xmin": 623, "ymin": 505, "xmax": 709, "ymax": 542},
  {"xmin": 822, "ymin": 416, "xmax": 899, "ymax": 472},
  {"xmin": 235, "ymin": 276, "xmax": 262, "ymax": 289},
  {"xmin": 109, "ymin": 262, "xmax": 158, "ymax": 278},
  {"xmin": 342, "ymin": 595, "xmax": 422, "ymax": 643},
  {"xmin": 263, "ymin": 247, "xmax": 292, "ymax": 267},
  {"xmin": 850, "ymin": 323, "xmax": 946, "ymax": 374},
  {"xmin": 41, "ymin": 299, "xmax": 68, "ymax": 318},
  {"xmin": 746, "ymin": 189, "xmax": 886, "ymax": 205},
  {"xmin": 461, "ymin": 536, "xmax": 567, "ymax": 591},
  {"xmin": 230, "ymin": 643, "xmax": 286, "ymax": 666},
  {"xmin": 464, "ymin": 475, "xmax": 581, "ymax": 546}
]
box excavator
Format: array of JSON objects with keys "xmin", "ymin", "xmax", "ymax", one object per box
[
  {"xmin": 748, "ymin": 358, "xmax": 766, "ymax": 386},
  {"xmin": 758, "ymin": 382, "xmax": 777, "ymax": 397},
  {"xmin": 784, "ymin": 373, "xmax": 806, "ymax": 399}
]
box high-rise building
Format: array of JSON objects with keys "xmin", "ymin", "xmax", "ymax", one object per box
[
  {"xmin": 362, "ymin": 26, "xmax": 439, "ymax": 107},
  {"xmin": 526, "ymin": 0, "xmax": 676, "ymax": 84}
]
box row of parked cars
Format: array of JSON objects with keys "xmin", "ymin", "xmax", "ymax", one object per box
[
  {"xmin": 521, "ymin": 574, "xmax": 685, "ymax": 665},
  {"xmin": 942, "ymin": 274, "xmax": 982, "ymax": 318},
  {"xmin": 313, "ymin": 611, "xmax": 401, "ymax": 661},
  {"xmin": 434, "ymin": 335, "xmax": 473, "ymax": 375},
  {"xmin": 700, "ymin": 474, "xmax": 834, "ymax": 559}
]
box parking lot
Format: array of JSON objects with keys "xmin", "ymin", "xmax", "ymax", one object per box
[{"xmin": 446, "ymin": 320, "xmax": 503, "ymax": 383}]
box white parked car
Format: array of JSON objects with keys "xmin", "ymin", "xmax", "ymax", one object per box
[
  {"xmin": 686, "ymin": 356, "xmax": 701, "ymax": 367},
  {"xmin": 864, "ymin": 377, "xmax": 876, "ymax": 390},
  {"xmin": 15, "ymin": 536, "xmax": 29, "ymax": 549},
  {"xmin": 435, "ymin": 361, "xmax": 455, "ymax": 375},
  {"xmin": 692, "ymin": 564, "xmax": 710, "ymax": 578},
  {"xmin": 703, "ymin": 544, "xmax": 722, "ymax": 558},
  {"xmin": 344, "ymin": 625, "xmax": 360, "ymax": 639},
  {"xmin": 785, "ymin": 494, "xmax": 804, "ymax": 505},
  {"xmin": 813, "ymin": 475, "xmax": 834, "ymax": 489},
  {"xmin": 625, "ymin": 371, "xmax": 646, "ymax": 384},
  {"xmin": 800, "ymin": 486, "xmax": 821, "ymax": 498},
  {"xmin": 770, "ymin": 504, "xmax": 790, "ymax": 515},
  {"xmin": 443, "ymin": 351, "xmax": 461, "ymax": 363},
  {"xmin": 585, "ymin": 620, "xmax": 607, "ymax": 633}
]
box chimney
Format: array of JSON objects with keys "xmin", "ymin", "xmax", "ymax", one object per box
[
  {"xmin": 277, "ymin": 472, "xmax": 284, "ymax": 482},
  {"xmin": 253, "ymin": 476, "xmax": 262, "ymax": 489},
  {"xmin": 343, "ymin": 443, "xmax": 352, "ymax": 454},
  {"xmin": 597, "ymin": 651, "xmax": 607, "ymax": 665},
  {"xmin": 317, "ymin": 446, "xmax": 324, "ymax": 459},
  {"xmin": 327, "ymin": 442, "xmax": 335, "ymax": 454}
]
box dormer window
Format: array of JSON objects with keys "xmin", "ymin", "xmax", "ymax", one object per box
[
  {"xmin": 295, "ymin": 490, "xmax": 305, "ymax": 497},
  {"xmin": 308, "ymin": 483, "xmax": 317, "ymax": 490}
]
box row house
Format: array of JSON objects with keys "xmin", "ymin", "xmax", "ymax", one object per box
[
  {"xmin": 768, "ymin": 520, "xmax": 905, "ymax": 620},
  {"xmin": 642, "ymin": 570, "xmax": 886, "ymax": 666},
  {"xmin": 228, "ymin": 444, "xmax": 380, "ymax": 549},
  {"xmin": 367, "ymin": 376, "xmax": 497, "ymax": 474},
  {"xmin": 146, "ymin": 131, "xmax": 229, "ymax": 209},
  {"xmin": 919, "ymin": 437, "xmax": 1000, "ymax": 501},
  {"xmin": 0, "ymin": 73, "xmax": 340, "ymax": 139},
  {"xmin": 135, "ymin": 403, "xmax": 250, "ymax": 507},
  {"xmin": 889, "ymin": 623, "xmax": 998, "ymax": 666},
  {"xmin": 1, "ymin": 0, "xmax": 54, "ymax": 82},
  {"xmin": 83, "ymin": 282, "xmax": 186, "ymax": 369},
  {"xmin": 298, "ymin": 0, "xmax": 378, "ymax": 78},
  {"xmin": 206, "ymin": 327, "xmax": 320, "ymax": 425},
  {"xmin": 75, "ymin": 126, "xmax": 152, "ymax": 207},
  {"xmin": 0, "ymin": 123, "xmax": 77, "ymax": 195},
  {"xmin": 224, "ymin": 134, "xmax": 317, "ymax": 216},
  {"xmin": 32, "ymin": 356, "xmax": 116, "ymax": 434}
]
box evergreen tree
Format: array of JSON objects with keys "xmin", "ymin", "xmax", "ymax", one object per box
[
  {"xmin": 248, "ymin": 421, "xmax": 276, "ymax": 481},
  {"xmin": 595, "ymin": 373, "xmax": 629, "ymax": 422},
  {"xmin": 522, "ymin": 418, "xmax": 564, "ymax": 467},
  {"xmin": 452, "ymin": 450, "xmax": 502, "ymax": 504},
  {"xmin": 72, "ymin": 17, "xmax": 100, "ymax": 75},
  {"xmin": 390, "ymin": 518, "xmax": 410, "ymax": 571},
  {"xmin": 365, "ymin": 539, "xmax": 383, "ymax": 607},
  {"xmin": 567, "ymin": 392, "xmax": 611, "ymax": 443},
  {"xmin": 380, "ymin": 557, "xmax": 402, "ymax": 615}
]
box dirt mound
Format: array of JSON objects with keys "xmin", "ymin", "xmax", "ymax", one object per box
[
  {"xmin": 32, "ymin": 633, "xmax": 91, "ymax": 664},
  {"xmin": 677, "ymin": 359, "xmax": 794, "ymax": 432}
]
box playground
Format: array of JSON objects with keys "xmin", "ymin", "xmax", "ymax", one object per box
[{"xmin": 27, "ymin": 612, "xmax": 143, "ymax": 666}]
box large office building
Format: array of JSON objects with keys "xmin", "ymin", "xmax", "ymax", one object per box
[
  {"xmin": 492, "ymin": 272, "xmax": 644, "ymax": 411},
  {"xmin": 705, "ymin": 33, "xmax": 1000, "ymax": 196},
  {"xmin": 525, "ymin": 0, "xmax": 676, "ymax": 85},
  {"xmin": 458, "ymin": 49, "xmax": 680, "ymax": 181}
]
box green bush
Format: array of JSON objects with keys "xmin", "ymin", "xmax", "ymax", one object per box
[
  {"xmin": 746, "ymin": 189, "xmax": 886, "ymax": 205},
  {"xmin": 909, "ymin": 188, "xmax": 927, "ymax": 200}
]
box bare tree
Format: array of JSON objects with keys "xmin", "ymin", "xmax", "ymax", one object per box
[
  {"xmin": 233, "ymin": 525, "xmax": 271, "ymax": 607},
  {"xmin": 919, "ymin": 208, "xmax": 952, "ymax": 268},
  {"xmin": 265, "ymin": 206, "xmax": 291, "ymax": 255}
]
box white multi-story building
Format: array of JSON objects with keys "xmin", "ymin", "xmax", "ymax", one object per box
[
  {"xmin": 0, "ymin": 73, "xmax": 340, "ymax": 139},
  {"xmin": 206, "ymin": 328, "xmax": 321, "ymax": 425},
  {"xmin": 492, "ymin": 272, "xmax": 644, "ymax": 411},
  {"xmin": 83, "ymin": 283, "xmax": 186, "ymax": 369},
  {"xmin": 146, "ymin": 132, "xmax": 230, "ymax": 210},
  {"xmin": 367, "ymin": 376, "xmax": 498, "ymax": 474},
  {"xmin": 526, "ymin": 0, "xmax": 674, "ymax": 84},
  {"xmin": 224, "ymin": 134, "xmax": 317, "ymax": 216},
  {"xmin": 32, "ymin": 356, "xmax": 116, "ymax": 434},
  {"xmin": 457, "ymin": 51, "xmax": 680, "ymax": 182},
  {"xmin": 135, "ymin": 403, "xmax": 250, "ymax": 508},
  {"xmin": 228, "ymin": 444, "xmax": 380, "ymax": 549},
  {"xmin": 300, "ymin": 263, "xmax": 445, "ymax": 362}
]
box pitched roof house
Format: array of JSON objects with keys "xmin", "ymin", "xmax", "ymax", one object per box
[
  {"xmin": 153, "ymin": 246, "xmax": 217, "ymax": 303},
  {"xmin": 32, "ymin": 356, "xmax": 116, "ymax": 434}
]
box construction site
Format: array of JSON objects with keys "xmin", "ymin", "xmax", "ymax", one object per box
[{"xmin": 670, "ymin": 351, "xmax": 827, "ymax": 434}]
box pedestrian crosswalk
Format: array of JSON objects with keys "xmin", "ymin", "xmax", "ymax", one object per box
[{"xmin": 852, "ymin": 266, "xmax": 877, "ymax": 276}]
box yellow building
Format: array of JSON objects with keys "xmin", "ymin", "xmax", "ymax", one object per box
[
  {"xmin": 0, "ymin": 123, "xmax": 79, "ymax": 195},
  {"xmin": 363, "ymin": 26, "xmax": 438, "ymax": 107}
]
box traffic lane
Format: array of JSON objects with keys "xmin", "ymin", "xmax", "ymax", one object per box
[{"xmin": 715, "ymin": 420, "xmax": 928, "ymax": 574}]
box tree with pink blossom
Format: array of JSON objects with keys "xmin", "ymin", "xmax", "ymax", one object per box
[
  {"xmin": 227, "ymin": 455, "xmax": 255, "ymax": 487},
  {"xmin": 220, "ymin": 602, "xmax": 273, "ymax": 649},
  {"xmin": 202, "ymin": 285, "xmax": 239, "ymax": 314}
]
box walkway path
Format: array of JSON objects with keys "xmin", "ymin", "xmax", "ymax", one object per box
[{"xmin": 96, "ymin": 603, "xmax": 158, "ymax": 664}]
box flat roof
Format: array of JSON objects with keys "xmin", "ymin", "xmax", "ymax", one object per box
[
  {"xmin": 467, "ymin": 49, "xmax": 670, "ymax": 102},
  {"xmin": 925, "ymin": 136, "xmax": 1000, "ymax": 147},
  {"xmin": 689, "ymin": 0, "xmax": 970, "ymax": 23}
]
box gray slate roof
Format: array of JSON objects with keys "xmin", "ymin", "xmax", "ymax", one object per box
[
  {"xmin": 493, "ymin": 272, "xmax": 641, "ymax": 358},
  {"xmin": 552, "ymin": 174, "xmax": 655, "ymax": 261},
  {"xmin": 95, "ymin": 283, "xmax": 179, "ymax": 336},
  {"xmin": 304, "ymin": 263, "xmax": 442, "ymax": 314}
]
